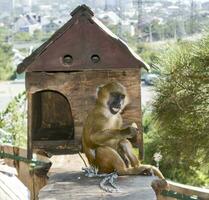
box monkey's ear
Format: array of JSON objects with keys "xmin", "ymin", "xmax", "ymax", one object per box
[{"xmin": 96, "ymin": 84, "xmax": 105, "ymax": 97}]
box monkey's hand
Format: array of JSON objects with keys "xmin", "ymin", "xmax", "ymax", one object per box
[{"xmin": 120, "ymin": 126, "xmax": 138, "ymax": 139}]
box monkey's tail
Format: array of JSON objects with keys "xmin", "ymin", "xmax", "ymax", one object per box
[{"xmin": 78, "ymin": 152, "xmax": 88, "ymax": 168}]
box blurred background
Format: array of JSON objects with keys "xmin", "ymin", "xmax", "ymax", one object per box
[
  {"xmin": 0, "ymin": 0, "xmax": 208, "ymax": 109},
  {"xmin": 0, "ymin": 0, "xmax": 208, "ymax": 81}
]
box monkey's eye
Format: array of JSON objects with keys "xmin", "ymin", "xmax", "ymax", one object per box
[
  {"xmin": 111, "ymin": 92, "xmax": 125, "ymax": 100},
  {"xmin": 121, "ymin": 94, "xmax": 125, "ymax": 99}
]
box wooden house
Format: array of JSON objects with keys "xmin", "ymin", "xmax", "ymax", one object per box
[{"xmin": 16, "ymin": 5, "xmax": 148, "ymax": 159}]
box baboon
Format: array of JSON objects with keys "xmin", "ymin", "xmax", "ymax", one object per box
[{"xmin": 82, "ymin": 82, "xmax": 165, "ymax": 180}]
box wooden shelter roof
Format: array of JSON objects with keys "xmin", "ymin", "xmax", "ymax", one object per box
[{"xmin": 17, "ymin": 5, "xmax": 149, "ymax": 74}]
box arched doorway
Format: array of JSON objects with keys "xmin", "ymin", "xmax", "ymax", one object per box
[{"xmin": 31, "ymin": 90, "xmax": 74, "ymax": 142}]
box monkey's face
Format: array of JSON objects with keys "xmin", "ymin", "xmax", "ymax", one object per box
[
  {"xmin": 97, "ymin": 82, "xmax": 128, "ymax": 115},
  {"xmin": 107, "ymin": 92, "xmax": 125, "ymax": 115}
]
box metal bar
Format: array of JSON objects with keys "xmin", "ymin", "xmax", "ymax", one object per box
[
  {"xmin": 0, "ymin": 151, "xmax": 48, "ymax": 166},
  {"xmin": 161, "ymin": 190, "xmax": 200, "ymax": 200}
]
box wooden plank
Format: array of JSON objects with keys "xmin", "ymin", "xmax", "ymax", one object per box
[
  {"xmin": 27, "ymin": 93, "xmax": 33, "ymax": 159},
  {"xmin": 0, "ymin": 164, "xmax": 17, "ymax": 175},
  {"xmin": 39, "ymin": 154, "xmax": 157, "ymax": 200},
  {"xmin": 0, "ymin": 145, "xmax": 50, "ymax": 200},
  {"xmin": 17, "ymin": 148, "xmax": 48, "ymax": 200},
  {"xmin": 32, "ymin": 140, "xmax": 79, "ymax": 148},
  {"xmin": 0, "ymin": 165, "xmax": 30, "ymax": 200},
  {"xmin": 47, "ymin": 154, "xmax": 88, "ymax": 174},
  {"xmin": 167, "ymin": 180, "xmax": 209, "ymax": 200},
  {"xmin": 3, "ymin": 145, "xmax": 15, "ymax": 167},
  {"xmin": 39, "ymin": 173, "xmax": 156, "ymax": 200},
  {"xmin": 33, "ymin": 140, "xmax": 81, "ymax": 154}
]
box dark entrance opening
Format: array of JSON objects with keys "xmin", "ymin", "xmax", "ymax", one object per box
[{"xmin": 32, "ymin": 90, "xmax": 74, "ymax": 142}]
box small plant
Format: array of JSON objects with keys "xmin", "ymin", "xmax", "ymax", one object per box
[
  {"xmin": 0, "ymin": 91, "xmax": 27, "ymax": 148},
  {"xmin": 153, "ymin": 152, "xmax": 162, "ymax": 169}
]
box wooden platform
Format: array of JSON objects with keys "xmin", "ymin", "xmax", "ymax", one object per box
[
  {"xmin": 2, "ymin": 146, "xmax": 208, "ymax": 200},
  {"xmin": 39, "ymin": 172, "xmax": 157, "ymax": 200},
  {"xmin": 39, "ymin": 154, "xmax": 157, "ymax": 200}
]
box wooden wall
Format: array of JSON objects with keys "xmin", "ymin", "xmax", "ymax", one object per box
[
  {"xmin": 26, "ymin": 69, "xmax": 143, "ymax": 157},
  {"xmin": 32, "ymin": 91, "xmax": 74, "ymax": 141}
]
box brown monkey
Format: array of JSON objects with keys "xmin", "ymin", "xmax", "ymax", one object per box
[{"xmin": 82, "ymin": 82, "xmax": 165, "ymax": 180}]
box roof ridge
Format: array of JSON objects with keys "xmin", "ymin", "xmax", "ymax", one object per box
[{"xmin": 70, "ymin": 4, "xmax": 94, "ymax": 17}]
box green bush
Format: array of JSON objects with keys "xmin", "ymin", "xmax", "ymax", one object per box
[
  {"xmin": 143, "ymin": 109, "xmax": 159, "ymax": 167},
  {"xmin": 14, "ymin": 32, "xmax": 33, "ymax": 42},
  {"xmin": 147, "ymin": 36, "xmax": 209, "ymax": 187},
  {"xmin": 0, "ymin": 43, "xmax": 14, "ymax": 80}
]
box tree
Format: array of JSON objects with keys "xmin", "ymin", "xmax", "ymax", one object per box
[
  {"xmin": 0, "ymin": 27, "xmax": 11, "ymax": 43},
  {"xmin": 14, "ymin": 32, "xmax": 32, "ymax": 42},
  {"xmin": 148, "ymin": 36, "xmax": 209, "ymax": 186},
  {"xmin": 0, "ymin": 43, "xmax": 14, "ymax": 80}
]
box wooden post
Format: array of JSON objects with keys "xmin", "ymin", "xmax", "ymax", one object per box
[{"xmin": 27, "ymin": 92, "xmax": 33, "ymax": 159}]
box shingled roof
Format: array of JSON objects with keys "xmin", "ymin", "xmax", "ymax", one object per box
[{"xmin": 17, "ymin": 5, "xmax": 149, "ymax": 74}]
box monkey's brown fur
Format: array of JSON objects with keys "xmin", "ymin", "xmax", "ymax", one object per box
[{"xmin": 82, "ymin": 82, "xmax": 165, "ymax": 179}]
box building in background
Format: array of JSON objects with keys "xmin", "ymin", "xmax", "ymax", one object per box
[{"xmin": 14, "ymin": 14, "xmax": 41, "ymax": 34}]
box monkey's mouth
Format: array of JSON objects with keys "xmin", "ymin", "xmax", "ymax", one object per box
[{"xmin": 110, "ymin": 105, "xmax": 121, "ymax": 114}]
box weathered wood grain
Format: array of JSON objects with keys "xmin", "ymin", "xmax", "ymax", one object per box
[
  {"xmin": 0, "ymin": 165, "xmax": 30, "ymax": 200},
  {"xmin": 1, "ymin": 145, "xmax": 50, "ymax": 200},
  {"xmin": 39, "ymin": 173, "xmax": 157, "ymax": 200},
  {"xmin": 26, "ymin": 69, "xmax": 143, "ymax": 158}
]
